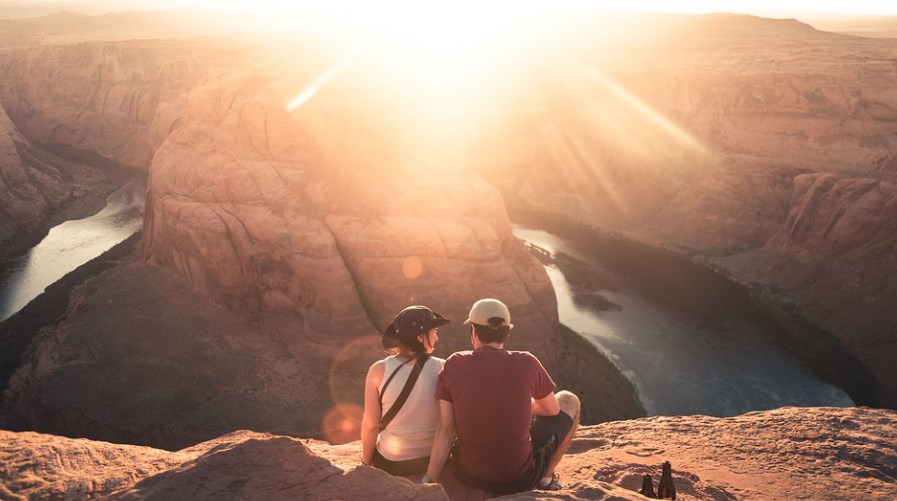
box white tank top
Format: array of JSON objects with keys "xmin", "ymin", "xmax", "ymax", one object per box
[{"xmin": 376, "ymin": 355, "xmax": 444, "ymax": 461}]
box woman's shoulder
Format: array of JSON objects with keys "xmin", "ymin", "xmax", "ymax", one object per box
[{"xmin": 367, "ymin": 357, "xmax": 388, "ymax": 381}]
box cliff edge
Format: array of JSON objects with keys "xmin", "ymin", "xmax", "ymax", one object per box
[{"xmin": 2, "ymin": 406, "xmax": 894, "ymax": 500}]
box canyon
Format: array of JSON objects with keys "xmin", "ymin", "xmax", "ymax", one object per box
[
  {"xmin": 475, "ymin": 13, "xmax": 897, "ymax": 408},
  {"xmin": 0, "ymin": 8, "xmax": 895, "ymax": 499}
]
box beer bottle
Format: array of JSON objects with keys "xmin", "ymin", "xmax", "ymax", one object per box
[
  {"xmin": 639, "ymin": 474, "xmax": 657, "ymax": 498},
  {"xmin": 657, "ymin": 461, "xmax": 676, "ymax": 499}
]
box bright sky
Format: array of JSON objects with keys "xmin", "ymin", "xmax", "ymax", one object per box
[
  {"xmin": 30, "ymin": 1, "xmax": 897, "ymax": 17},
  {"xmin": 164, "ymin": 0, "xmax": 897, "ymax": 15}
]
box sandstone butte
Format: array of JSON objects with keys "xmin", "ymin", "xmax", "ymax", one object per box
[
  {"xmin": 1, "ymin": 9, "xmax": 896, "ymax": 501},
  {"xmin": 2, "ymin": 407, "xmax": 896, "ymax": 500}
]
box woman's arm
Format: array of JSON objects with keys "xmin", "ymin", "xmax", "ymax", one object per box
[
  {"xmin": 361, "ymin": 360, "xmax": 385, "ymax": 465},
  {"xmin": 425, "ymin": 399, "xmax": 456, "ymax": 482}
]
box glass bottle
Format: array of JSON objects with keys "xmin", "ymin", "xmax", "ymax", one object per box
[
  {"xmin": 657, "ymin": 461, "xmax": 676, "ymax": 500},
  {"xmin": 639, "ymin": 474, "xmax": 657, "ymax": 498}
]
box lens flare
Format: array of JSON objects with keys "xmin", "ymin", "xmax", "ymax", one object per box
[
  {"xmin": 285, "ymin": 47, "xmax": 361, "ymax": 112},
  {"xmin": 328, "ymin": 334, "xmax": 381, "ymax": 409},
  {"xmin": 321, "ymin": 403, "xmax": 363, "ymax": 445},
  {"xmin": 402, "ymin": 256, "xmax": 423, "ymax": 280}
]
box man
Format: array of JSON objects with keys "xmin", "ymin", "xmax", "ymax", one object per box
[{"xmin": 424, "ymin": 298, "xmax": 580, "ymax": 494}]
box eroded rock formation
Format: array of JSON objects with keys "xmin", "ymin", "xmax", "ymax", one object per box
[
  {"xmin": 478, "ymin": 14, "xmax": 897, "ymax": 407},
  {"xmin": 140, "ymin": 51, "xmax": 558, "ymax": 359},
  {"xmin": 0, "ymin": 102, "xmax": 67, "ymax": 248},
  {"xmin": 2, "ymin": 9, "xmax": 896, "ymax": 463},
  {"xmin": 2, "ymin": 406, "xmax": 895, "ymax": 500},
  {"xmin": 0, "ymin": 41, "xmax": 207, "ymax": 169}
]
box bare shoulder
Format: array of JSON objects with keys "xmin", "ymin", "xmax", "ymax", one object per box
[{"xmin": 367, "ymin": 358, "xmax": 387, "ymax": 385}]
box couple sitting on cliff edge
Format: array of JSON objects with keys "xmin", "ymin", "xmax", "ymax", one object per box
[{"xmin": 361, "ymin": 298, "xmax": 581, "ymax": 495}]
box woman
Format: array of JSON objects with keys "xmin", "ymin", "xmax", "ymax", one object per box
[{"xmin": 361, "ymin": 305, "xmax": 449, "ymax": 476}]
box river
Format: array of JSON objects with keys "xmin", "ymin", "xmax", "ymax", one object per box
[
  {"xmin": 0, "ymin": 178, "xmax": 855, "ymax": 416},
  {"xmin": 513, "ymin": 224, "xmax": 854, "ymax": 417},
  {"xmin": 0, "ymin": 179, "xmax": 146, "ymax": 322}
]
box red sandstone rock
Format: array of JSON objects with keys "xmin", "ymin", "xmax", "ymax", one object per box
[
  {"xmin": 0, "ymin": 102, "xmax": 70, "ymax": 250},
  {"xmin": 2, "ymin": 407, "xmax": 894, "ymax": 500},
  {"xmin": 0, "ymin": 42, "xmax": 206, "ymax": 169},
  {"xmin": 141, "ymin": 69, "xmax": 558, "ymax": 358},
  {"xmin": 501, "ymin": 14, "xmax": 897, "ymax": 407}
]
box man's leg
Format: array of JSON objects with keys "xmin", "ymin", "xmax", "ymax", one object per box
[{"xmin": 540, "ymin": 390, "xmax": 580, "ymax": 484}]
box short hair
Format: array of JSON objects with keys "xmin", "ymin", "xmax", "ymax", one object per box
[{"xmin": 472, "ymin": 317, "xmax": 510, "ymax": 344}]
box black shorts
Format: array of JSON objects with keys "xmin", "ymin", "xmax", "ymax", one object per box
[
  {"xmin": 372, "ymin": 448, "xmax": 429, "ymax": 476},
  {"xmin": 454, "ymin": 410, "xmax": 574, "ymax": 495}
]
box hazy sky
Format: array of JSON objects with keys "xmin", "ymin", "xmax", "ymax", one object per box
[{"xmin": 23, "ymin": 1, "xmax": 897, "ymax": 16}]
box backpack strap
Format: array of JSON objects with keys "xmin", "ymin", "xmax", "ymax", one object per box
[
  {"xmin": 379, "ymin": 355, "xmax": 427, "ymax": 431},
  {"xmin": 378, "ymin": 356, "xmax": 412, "ymax": 413}
]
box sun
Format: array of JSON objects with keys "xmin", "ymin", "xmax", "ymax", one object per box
[
  {"xmin": 279, "ymin": 2, "xmax": 560, "ymax": 130},
  {"xmin": 283, "ymin": 2, "xmax": 557, "ymax": 104}
]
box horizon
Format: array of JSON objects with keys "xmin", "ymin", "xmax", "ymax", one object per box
[{"xmin": 11, "ymin": 0, "xmax": 897, "ymax": 17}]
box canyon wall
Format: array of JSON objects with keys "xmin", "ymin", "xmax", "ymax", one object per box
[
  {"xmin": 2, "ymin": 12, "xmax": 896, "ymax": 450},
  {"xmin": 0, "ymin": 38, "xmax": 215, "ymax": 258},
  {"xmin": 0, "ymin": 41, "xmax": 207, "ymax": 169},
  {"xmin": 140, "ymin": 47, "xmax": 558, "ymax": 357},
  {"xmin": 0, "ymin": 34, "xmax": 557, "ymax": 356},
  {"xmin": 0, "ymin": 102, "xmax": 68, "ymax": 249},
  {"xmin": 476, "ymin": 14, "xmax": 897, "ymax": 407},
  {"xmin": 0, "ymin": 34, "xmax": 558, "ymax": 447}
]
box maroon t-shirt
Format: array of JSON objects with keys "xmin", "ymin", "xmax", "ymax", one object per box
[{"xmin": 436, "ymin": 345, "xmax": 556, "ymax": 483}]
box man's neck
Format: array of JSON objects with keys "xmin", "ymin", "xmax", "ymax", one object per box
[{"xmin": 478, "ymin": 342, "xmax": 504, "ymax": 350}]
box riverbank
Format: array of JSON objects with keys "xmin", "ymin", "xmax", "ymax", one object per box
[
  {"xmin": 0, "ymin": 142, "xmax": 142, "ymax": 262},
  {"xmin": 555, "ymin": 323, "xmax": 645, "ymax": 423},
  {"xmin": 505, "ymin": 200, "xmax": 880, "ymax": 411},
  {"xmin": 0, "ymin": 232, "xmax": 143, "ymax": 427}
]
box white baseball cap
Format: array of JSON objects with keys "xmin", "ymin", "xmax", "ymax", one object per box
[{"xmin": 463, "ymin": 298, "xmax": 513, "ymax": 328}]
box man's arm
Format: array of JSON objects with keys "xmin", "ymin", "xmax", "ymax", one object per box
[
  {"xmin": 425, "ymin": 399, "xmax": 456, "ymax": 482},
  {"xmin": 532, "ymin": 391, "xmax": 560, "ymax": 417}
]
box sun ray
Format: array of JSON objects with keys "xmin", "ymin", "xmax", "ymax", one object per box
[
  {"xmin": 285, "ymin": 47, "xmax": 361, "ymax": 112},
  {"xmin": 579, "ymin": 65, "xmax": 706, "ymax": 153}
]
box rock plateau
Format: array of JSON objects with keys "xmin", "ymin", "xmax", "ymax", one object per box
[{"xmin": 2, "ymin": 407, "xmax": 895, "ymax": 500}]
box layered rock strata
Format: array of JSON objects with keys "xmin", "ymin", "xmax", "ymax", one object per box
[
  {"xmin": 0, "ymin": 41, "xmax": 208, "ymax": 169},
  {"xmin": 2, "ymin": 406, "xmax": 894, "ymax": 500},
  {"xmin": 0, "ymin": 32, "xmax": 560, "ymax": 358},
  {"xmin": 1, "ymin": 241, "xmax": 570, "ymax": 450},
  {"xmin": 0, "ymin": 102, "xmax": 67, "ymax": 249},
  {"xmin": 0, "ymin": 102, "xmax": 114, "ymax": 255},
  {"xmin": 141, "ymin": 55, "xmax": 558, "ymax": 359},
  {"xmin": 481, "ymin": 14, "xmax": 897, "ymax": 407}
]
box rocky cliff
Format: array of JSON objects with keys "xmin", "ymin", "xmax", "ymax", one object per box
[
  {"xmin": 2, "ymin": 406, "xmax": 895, "ymax": 500},
  {"xmin": 0, "ymin": 101, "xmax": 116, "ymax": 256},
  {"xmin": 0, "ymin": 28, "xmax": 558, "ymax": 356},
  {"xmin": 140, "ymin": 41, "xmax": 558, "ymax": 359},
  {"xmin": 0, "ymin": 40, "xmax": 208, "ymax": 169},
  {"xmin": 0, "ymin": 102, "xmax": 66, "ymax": 248},
  {"xmin": 1, "ymin": 8, "xmax": 895, "ymax": 470},
  {"xmin": 0, "ymin": 36, "xmax": 213, "ymax": 259},
  {"xmin": 475, "ymin": 13, "xmax": 897, "ymax": 407}
]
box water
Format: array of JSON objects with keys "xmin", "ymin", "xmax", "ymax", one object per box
[
  {"xmin": 0, "ymin": 180, "xmax": 146, "ymax": 322},
  {"xmin": 514, "ymin": 225, "xmax": 854, "ymax": 417}
]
